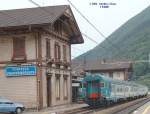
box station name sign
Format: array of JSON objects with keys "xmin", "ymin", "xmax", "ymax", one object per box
[{"xmin": 5, "ymin": 65, "xmax": 37, "ymax": 77}]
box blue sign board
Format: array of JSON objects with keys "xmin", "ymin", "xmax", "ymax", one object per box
[{"xmin": 5, "ymin": 65, "xmax": 37, "ymax": 77}]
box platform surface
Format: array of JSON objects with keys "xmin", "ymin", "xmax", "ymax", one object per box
[{"xmin": 23, "ymin": 103, "xmax": 88, "ymax": 114}]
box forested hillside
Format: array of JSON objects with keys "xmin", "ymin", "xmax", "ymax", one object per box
[{"xmin": 74, "ymin": 6, "xmax": 150, "ymax": 88}]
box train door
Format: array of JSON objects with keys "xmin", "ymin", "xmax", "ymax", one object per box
[{"xmin": 86, "ymin": 80, "xmax": 100, "ymax": 99}]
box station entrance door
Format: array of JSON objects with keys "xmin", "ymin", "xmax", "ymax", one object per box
[{"xmin": 47, "ymin": 75, "xmax": 51, "ymax": 107}]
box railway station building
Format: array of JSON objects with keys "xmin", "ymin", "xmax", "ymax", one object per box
[
  {"xmin": 0, "ymin": 5, "xmax": 83, "ymax": 109},
  {"xmin": 84, "ymin": 60, "xmax": 133, "ymax": 80},
  {"xmin": 72, "ymin": 60, "xmax": 133, "ymax": 81}
]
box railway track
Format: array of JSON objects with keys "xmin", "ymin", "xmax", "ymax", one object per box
[
  {"xmin": 94, "ymin": 96, "xmax": 150, "ymax": 114},
  {"xmin": 60, "ymin": 106, "xmax": 93, "ymax": 114},
  {"xmin": 61, "ymin": 96, "xmax": 150, "ymax": 114},
  {"xmin": 112, "ymin": 96, "xmax": 150, "ymax": 114}
]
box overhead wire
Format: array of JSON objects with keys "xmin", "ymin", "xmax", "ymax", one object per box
[
  {"xmin": 0, "ymin": 2, "xmax": 149, "ymax": 70},
  {"xmin": 66, "ymin": 0, "xmax": 120, "ymax": 51},
  {"xmin": 0, "ymin": 1, "xmax": 133, "ymax": 61},
  {"xmin": 66, "ymin": 0, "xmax": 130, "ymax": 61},
  {"xmin": 69, "ymin": 0, "xmax": 150, "ymax": 65},
  {"xmin": 1, "ymin": 0, "xmax": 146, "ymax": 63},
  {"xmin": 0, "ymin": 3, "xmax": 77, "ymax": 60},
  {"xmin": 0, "ymin": 1, "xmax": 83, "ymax": 59},
  {"xmin": 0, "ymin": 1, "xmax": 149, "ymax": 83},
  {"xmin": 27, "ymin": 0, "xmax": 113, "ymax": 58},
  {"xmin": 27, "ymin": 0, "xmax": 144, "ymax": 61},
  {"xmin": 27, "ymin": 0, "xmax": 107, "ymax": 45}
]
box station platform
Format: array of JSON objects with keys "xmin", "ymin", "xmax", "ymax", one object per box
[{"xmin": 23, "ymin": 103, "xmax": 88, "ymax": 114}]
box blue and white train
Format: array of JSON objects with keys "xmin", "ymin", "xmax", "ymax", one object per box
[{"xmin": 81, "ymin": 74, "xmax": 148, "ymax": 107}]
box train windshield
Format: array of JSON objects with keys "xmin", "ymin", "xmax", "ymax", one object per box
[{"xmin": 86, "ymin": 80, "xmax": 100, "ymax": 99}]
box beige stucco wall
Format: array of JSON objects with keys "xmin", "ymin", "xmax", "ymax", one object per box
[
  {"xmin": 0, "ymin": 32, "xmax": 72, "ymax": 108},
  {"xmin": 0, "ymin": 33, "xmax": 37, "ymax": 108},
  {"xmin": 0, "ymin": 68, "xmax": 37, "ymax": 108},
  {"xmin": 113, "ymin": 71, "xmax": 125, "ymax": 80},
  {"xmin": 42, "ymin": 68, "xmax": 47, "ymax": 108},
  {"xmin": 25, "ymin": 34, "xmax": 36, "ymax": 60},
  {"xmin": 0, "ymin": 34, "xmax": 36, "ymax": 61},
  {"xmin": 41, "ymin": 34, "xmax": 70, "ymax": 62},
  {"xmin": 41, "ymin": 34, "xmax": 71, "ymax": 107},
  {"xmin": 48, "ymin": 69, "xmax": 71, "ymax": 106},
  {"xmin": 0, "ymin": 37, "xmax": 12, "ymax": 61}
]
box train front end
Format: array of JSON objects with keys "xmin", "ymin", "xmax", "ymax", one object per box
[{"xmin": 83, "ymin": 74, "xmax": 105, "ymax": 107}]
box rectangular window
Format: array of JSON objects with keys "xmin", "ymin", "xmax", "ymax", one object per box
[
  {"xmin": 46, "ymin": 39, "xmax": 51, "ymax": 59},
  {"xmin": 54, "ymin": 42, "xmax": 61, "ymax": 61},
  {"xmin": 55, "ymin": 74, "xmax": 60, "ymax": 100},
  {"xmin": 12, "ymin": 37, "xmax": 26, "ymax": 62},
  {"xmin": 54, "ymin": 20, "xmax": 62, "ymax": 34},
  {"xmin": 99, "ymin": 83, "xmax": 104, "ymax": 87},
  {"xmin": 111, "ymin": 84, "xmax": 115, "ymax": 92},
  {"xmin": 63, "ymin": 45, "xmax": 67, "ymax": 62},
  {"xmin": 63, "ymin": 75, "xmax": 68, "ymax": 99}
]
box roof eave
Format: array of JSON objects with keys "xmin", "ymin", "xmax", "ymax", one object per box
[
  {"xmin": 85, "ymin": 67, "xmax": 132, "ymax": 72},
  {"xmin": 70, "ymin": 34, "xmax": 84, "ymax": 44},
  {"xmin": 67, "ymin": 6, "xmax": 84, "ymax": 44}
]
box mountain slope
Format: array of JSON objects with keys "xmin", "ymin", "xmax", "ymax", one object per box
[{"xmin": 74, "ymin": 6, "xmax": 150, "ymax": 77}]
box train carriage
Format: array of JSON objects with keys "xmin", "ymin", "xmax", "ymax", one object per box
[{"xmin": 81, "ymin": 73, "xmax": 148, "ymax": 107}]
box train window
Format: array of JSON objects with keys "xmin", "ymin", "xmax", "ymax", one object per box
[
  {"xmin": 111, "ymin": 84, "xmax": 115, "ymax": 92},
  {"xmin": 120, "ymin": 88, "xmax": 122, "ymax": 92},
  {"xmin": 131, "ymin": 87, "xmax": 133, "ymax": 91},
  {"xmin": 119, "ymin": 87, "xmax": 122, "ymax": 92},
  {"xmin": 100, "ymin": 83, "xmax": 104, "ymax": 87},
  {"xmin": 119, "ymin": 88, "xmax": 121, "ymax": 92},
  {"xmin": 117, "ymin": 87, "xmax": 120, "ymax": 92},
  {"xmin": 125, "ymin": 87, "xmax": 128, "ymax": 92},
  {"xmin": 92, "ymin": 82, "xmax": 99, "ymax": 87}
]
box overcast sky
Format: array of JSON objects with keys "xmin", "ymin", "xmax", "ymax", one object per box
[{"xmin": 0, "ymin": 0, "xmax": 150, "ymax": 58}]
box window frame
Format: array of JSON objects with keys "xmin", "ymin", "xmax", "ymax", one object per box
[
  {"xmin": 12, "ymin": 36, "xmax": 26, "ymax": 62},
  {"xmin": 55, "ymin": 74, "xmax": 61, "ymax": 100},
  {"xmin": 54, "ymin": 42, "xmax": 61, "ymax": 62},
  {"xmin": 46, "ymin": 39, "xmax": 51, "ymax": 59},
  {"xmin": 63, "ymin": 45, "xmax": 67, "ymax": 62},
  {"xmin": 54, "ymin": 20, "xmax": 62, "ymax": 34},
  {"xmin": 63, "ymin": 75, "xmax": 68, "ymax": 100}
]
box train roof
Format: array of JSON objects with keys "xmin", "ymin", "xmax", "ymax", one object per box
[{"xmin": 83, "ymin": 73, "xmax": 147, "ymax": 87}]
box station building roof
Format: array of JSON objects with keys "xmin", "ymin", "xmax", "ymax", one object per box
[{"xmin": 0, "ymin": 5, "xmax": 84, "ymax": 44}]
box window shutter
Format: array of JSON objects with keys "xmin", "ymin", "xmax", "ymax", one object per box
[
  {"xmin": 58, "ymin": 45, "xmax": 61, "ymax": 60},
  {"xmin": 46, "ymin": 39, "xmax": 51, "ymax": 58},
  {"xmin": 63, "ymin": 45, "xmax": 67, "ymax": 61},
  {"xmin": 12, "ymin": 37, "xmax": 26, "ymax": 62},
  {"xmin": 54, "ymin": 43, "xmax": 57, "ymax": 60},
  {"xmin": 54, "ymin": 42, "xmax": 61, "ymax": 61}
]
